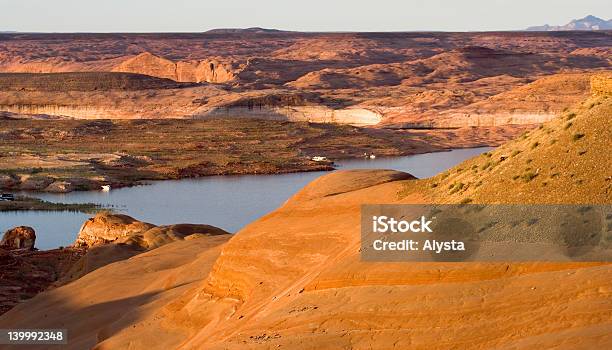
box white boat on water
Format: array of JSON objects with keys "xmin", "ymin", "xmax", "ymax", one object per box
[{"xmin": 101, "ymin": 185, "xmax": 111, "ymax": 192}]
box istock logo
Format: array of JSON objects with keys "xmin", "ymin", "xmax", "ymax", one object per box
[{"xmin": 372, "ymin": 215, "xmax": 433, "ymax": 233}]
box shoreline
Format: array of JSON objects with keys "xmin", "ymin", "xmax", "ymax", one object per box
[
  {"xmin": 1, "ymin": 141, "xmax": 507, "ymax": 195},
  {"xmin": 0, "ymin": 195, "xmax": 102, "ymax": 212}
]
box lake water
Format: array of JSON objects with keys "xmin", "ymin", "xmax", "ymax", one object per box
[{"xmin": 1, "ymin": 147, "xmax": 492, "ymax": 249}]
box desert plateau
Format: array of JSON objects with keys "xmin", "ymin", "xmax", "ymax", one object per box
[
  {"xmin": 1, "ymin": 30, "xmax": 610, "ymax": 192},
  {"xmin": 0, "ymin": 6, "xmax": 611, "ymax": 350}
]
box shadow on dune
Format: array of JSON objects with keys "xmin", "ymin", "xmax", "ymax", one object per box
[{"xmin": 0, "ymin": 282, "xmax": 190, "ymax": 349}]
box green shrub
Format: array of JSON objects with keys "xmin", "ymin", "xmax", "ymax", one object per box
[
  {"xmin": 521, "ymin": 171, "xmax": 538, "ymax": 182},
  {"xmin": 449, "ymin": 182, "xmax": 465, "ymax": 194}
]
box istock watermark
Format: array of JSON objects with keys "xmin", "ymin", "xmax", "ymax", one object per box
[{"xmin": 361, "ymin": 204, "xmax": 612, "ymax": 262}]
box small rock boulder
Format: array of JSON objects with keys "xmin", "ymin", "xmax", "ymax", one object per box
[{"xmin": 1, "ymin": 226, "xmax": 36, "ymax": 250}]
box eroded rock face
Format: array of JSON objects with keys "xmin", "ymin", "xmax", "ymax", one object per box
[
  {"xmin": 1, "ymin": 226, "xmax": 36, "ymax": 250},
  {"xmin": 75, "ymin": 213, "xmax": 156, "ymax": 247},
  {"xmin": 113, "ymin": 52, "xmax": 237, "ymax": 83},
  {"xmin": 177, "ymin": 59, "xmax": 236, "ymax": 83},
  {"xmin": 74, "ymin": 213, "xmax": 231, "ymax": 249}
]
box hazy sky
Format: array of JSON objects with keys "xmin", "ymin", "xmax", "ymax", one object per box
[{"xmin": 1, "ymin": 0, "xmax": 610, "ymax": 32}]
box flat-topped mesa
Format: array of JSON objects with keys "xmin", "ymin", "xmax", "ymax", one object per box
[
  {"xmin": 74, "ymin": 212, "xmax": 230, "ymax": 249},
  {"xmin": 0, "ymin": 72, "xmax": 189, "ymax": 91},
  {"xmin": 112, "ymin": 52, "xmax": 237, "ymax": 83}
]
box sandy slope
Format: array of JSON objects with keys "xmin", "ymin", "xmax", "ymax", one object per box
[
  {"xmin": 0, "ymin": 235, "xmax": 229, "ymax": 349},
  {"xmin": 2, "ymin": 169, "xmax": 608, "ymax": 349}
]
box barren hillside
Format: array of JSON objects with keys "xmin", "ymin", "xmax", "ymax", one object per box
[{"xmin": 0, "ymin": 31, "xmax": 609, "ymax": 126}]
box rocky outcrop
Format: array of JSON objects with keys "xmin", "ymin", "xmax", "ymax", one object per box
[
  {"xmin": 0, "ymin": 175, "xmax": 100, "ymax": 192},
  {"xmin": 176, "ymin": 60, "xmax": 236, "ymax": 83},
  {"xmin": 66, "ymin": 214, "xmax": 231, "ymax": 283},
  {"xmin": 18, "ymin": 176, "xmax": 54, "ymax": 191},
  {"xmin": 74, "ymin": 213, "xmax": 156, "ymax": 247},
  {"xmin": 113, "ymin": 52, "xmax": 237, "ymax": 83},
  {"xmin": 204, "ymin": 105, "xmax": 382, "ymax": 126},
  {"xmin": 431, "ymin": 112, "xmax": 557, "ymax": 128},
  {"xmin": 1, "ymin": 226, "xmax": 36, "ymax": 250},
  {"xmin": 43, "ymin": 178, "xmax": 100, "ymax": 193},
  {"xmin": 74, "ymin": 213, "xmax": 231, "ymax": 249},
  {"xmin": 0, "ymin": 246, "xmax": 86, "ymax": 316}
]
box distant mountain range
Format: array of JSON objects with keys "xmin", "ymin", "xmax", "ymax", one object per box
[
  {"xmin": 527, "ymin": 15, "xmax": 612, "ymax": 31},
  {"xmin": 205, "ymin": 27, "xmax": 289, "ymax": 34}
]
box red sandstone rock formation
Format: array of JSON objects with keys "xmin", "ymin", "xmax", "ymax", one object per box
[
  {"xmin": 112, "ymin": 52, "xmax": 237, "ymax": 83},
  {"xmin": 1, "ymin": 226, "xmax": 36, "ymax": 250}
]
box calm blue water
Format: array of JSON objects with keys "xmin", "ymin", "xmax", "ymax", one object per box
[{"xmin": 0, "ymin": 147, "xmax": 492, "ymax": 249}]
